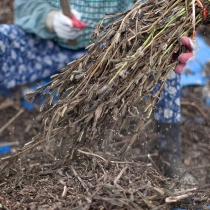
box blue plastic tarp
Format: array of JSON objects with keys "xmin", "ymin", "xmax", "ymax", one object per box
[{"xmin": 181, "ymin": 34, "xmax": 210, "ymax": 87}]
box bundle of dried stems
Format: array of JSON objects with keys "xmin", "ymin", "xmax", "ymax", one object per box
[{"xmin": 13, "ymin": 0, "xmax": 210, "ymax": 163}]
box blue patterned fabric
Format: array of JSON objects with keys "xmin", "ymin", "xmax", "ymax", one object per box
[
  {"xmin": 153, "ymin": 71, "xmax": 181, "ymax": 123},
  {"xmin": 0, "ymin": 24, "xmax": 86, "ymax": 89},
  {"xmin": 0, "ymin": 24, "xmax": 180, "ymax": 123}
]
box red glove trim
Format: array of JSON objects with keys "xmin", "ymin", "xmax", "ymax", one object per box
[{"xmin": 71, "ymin": 14, "xmax": 86, "ymax": 29}]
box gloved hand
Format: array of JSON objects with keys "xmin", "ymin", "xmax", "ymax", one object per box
[
  {"xmin": 174, "ymin": 36, "xmax": 198, "ymax": 74},
  {"xmin": 46, "ymin": 9, "xmax": 86, "ymax": 40}
]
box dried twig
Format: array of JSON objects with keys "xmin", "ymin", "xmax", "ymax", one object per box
[
  {"xmin": 61, "ymin": 185, "xmax": 68, "ymax": 198},
  {"xmin": 77, "ymin": 149, "xmax": 107, "ymax": 161},
  {"xmin": 69, "ymin": 166, "xmax": 89, "ymax": 192},
  {"xmin": 0, "ymin": 109, "xmax": 24, "ymax": 134},
  {"xmin": 0, "ymin": 99, "xmax": 14, "ymax": 110},
  {"xmin": 0, "ymin": 141, "xmax": 19, "ymax": 147},
  {"xmin": 181, "ymin": 101, "xmax": 210, "ymax": 125},
  {"xmin": 147, "ymin": 154, "xmax": 163, "ymax": 176},
  {"xmin": 114, "ymin": 165, "xmax": 128, "ymax": 185}
]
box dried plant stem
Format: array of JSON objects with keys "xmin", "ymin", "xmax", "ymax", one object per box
[{"xmin": 0, "ymin": 109, "xmax": 24, "ymax": 134}]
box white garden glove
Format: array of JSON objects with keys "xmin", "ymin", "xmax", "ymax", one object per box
[{"xmin": 46, "ymin": 9, "xmax": 86, "ymax": 40}]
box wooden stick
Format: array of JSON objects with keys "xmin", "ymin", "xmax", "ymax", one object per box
[
  {"xmin": 60, "ymin": 0, "xmax": 73, "ymax": 18},
  {"xmin": 60, "ymin": 0, "xmax": 77, "ymax": 45}
]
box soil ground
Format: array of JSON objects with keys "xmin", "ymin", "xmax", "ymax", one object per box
[{"xmin": 0, "ymin": 84, "xmax": 210, "ymax": 210}]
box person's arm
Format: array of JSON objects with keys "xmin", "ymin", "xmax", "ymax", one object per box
[{"xmin": 14, "ymin": 0, "xmax": 58, "ymax": 39}]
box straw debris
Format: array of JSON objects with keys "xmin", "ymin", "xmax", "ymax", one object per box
[{"xmin": 1, "ymin": 1, "xmax": 210, "ymax": 209}]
